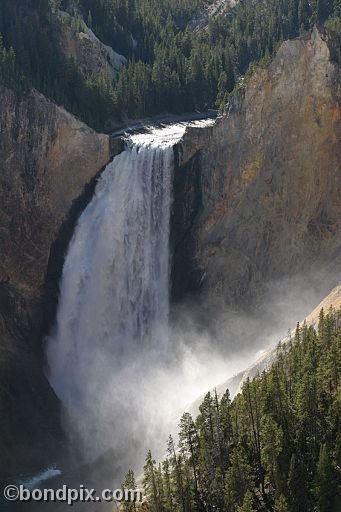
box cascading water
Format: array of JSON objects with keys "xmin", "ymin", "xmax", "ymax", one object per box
[
  {"xmin": 45, "ymin": 118, "xmax": 258, "ymax": 475},
  {"xmin": 47, "ymin": 122, "xmax": 217, "ymax": 466},
  {"xmin": 48, "ymin": 132, "xmax": 174, "ymax": 405}
]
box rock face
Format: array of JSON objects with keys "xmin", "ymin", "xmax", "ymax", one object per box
[
  {"xmin": 187, "ymin": 0, "xmax": 235, "ymax": 31},
  {"xmin": 0, "ymin": 24, "xmax": 340, "ymax": 481},
  {"xmin": 58, "ymin": 10, "xmax": 126, "ymax": 82},
  {"xmin": 173, "ymin": 27, "xmax": 341, "ymax": 307},
  {"xmin": 0, "ymin": 86, "xmax": 120, "ymax": 479}
]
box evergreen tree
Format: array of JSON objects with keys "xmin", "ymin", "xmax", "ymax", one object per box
[
  {"xmin": 274, "ymin": 494, "xmax": 289, "ymax": 512},
  {"xmin": 224, "ymin": 448, "xmax": 253, "ymax": 512},
  {"xmin": 143, "ymin": 450, "xmax": 163, "ymax": 512},
  {"xmin": 237, "ymin": 491, "xmax": 256, "ymax": 512},
  {"xmin": 179, "ymin": 412, "xmax": 200, "ymax": 496},
  {"xmin": 122, "ymin": 469, "xmax": 137, "ymax": 512},
  {"xmin": 260, "ymin": 415, "xmax": 283, "ymax": 489},
  {"xmin": 140, "ymin": 308, "xmax": 341, "ymax": 511},
  {"xmin": 287, "ymin": 454, "xmax": 309, "ymax": 512},
  {"xmin": 314, "ymin": 444, "xmax": 337, "ymax": 512}
]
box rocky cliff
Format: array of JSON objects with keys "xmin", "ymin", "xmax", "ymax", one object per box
[
  {"xmin": 58, "ymin": 10, "xmax": 126, "ymax": 82},
  {"xmin": 173, "ymin": 27, "xmax": 341, "ymax": 307},
  {"xmin": 188, "ymin": 0, "xmax": 235, "ymax": 31},
  {"xmin": 0, "ymin": 24, "xmax": 340, "ymax": 481},
  {"xmin": 0, "ymin": 86, "xmax": 121, "ymax": 479}
]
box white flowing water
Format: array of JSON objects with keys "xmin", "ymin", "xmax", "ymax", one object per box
[
  {"xmin": 48, "ymin": 134, "xmax": 174, "ymax": 405},
  {"xmin": 19, "ymin": 467, "xmax": 62, "ymax": 490},
  {"xmin": 46, "ymin": 120, "xmax": 216, "ymax": 465}
]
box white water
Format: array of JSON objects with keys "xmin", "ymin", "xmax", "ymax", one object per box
[
  {"xmin": 19, "ymin": 467, "xmax": 62, "ymax": 490},
  {"xmin": 48, "ymin": 131, "xmax": 175, "ymax": 405},
  {"xmin": 47, "ymin": 120, "xmax": 218, "ymax": 465}
]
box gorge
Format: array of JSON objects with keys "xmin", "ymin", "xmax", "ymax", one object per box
[{"xmin": 0, "ymin": 22, "xmax": 340, "ymax": 505}]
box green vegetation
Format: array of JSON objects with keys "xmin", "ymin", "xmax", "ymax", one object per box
[
  {"xmin": 83, "ymin": 0, "xmax": 341, "ymax": 116},
  {"xmin": 0, "ymin": 0, "xmax": 119, "ymax": 130},
  {"xmin": 134, "ymin": 307, "xmax": 341, "ymax": 511},
  {"xmin": 0, "ymin": 34, "xmax": 15, "ymax": 87},
  {"xmin": 325, "ymin": 16, "xmax": 341, "ymax": 32},
  {"xmin": 0, "ymin": 0, "xmax": 340, "ymax": 128}
]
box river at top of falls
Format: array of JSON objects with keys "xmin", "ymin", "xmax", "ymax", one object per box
[{"xmin": 46, "ymin": 119, "xmax": 215, "ymax": 465}]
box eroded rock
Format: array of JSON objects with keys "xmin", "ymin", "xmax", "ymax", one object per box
[{"xmin": 173, "ymin": 28, "xmax": 341, "ymax": 306}]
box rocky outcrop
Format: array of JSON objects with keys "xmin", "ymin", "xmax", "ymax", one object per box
[
  {"xmin": 0, "ymin": 86, "xmax": 121, "ymax": 479},
  {"xmin": 187, "ymin": 0, "xmax": 235, "ymax": 31},
  {"xmin": 173, "ymin": 27, "xmax": 341, "ymax": 306},
  {"xmin": 58, "ymin": 10, "xmax": 126, "ymax": 82}
]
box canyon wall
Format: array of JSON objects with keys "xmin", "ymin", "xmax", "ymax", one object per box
[
  {"xmin": 173, "ymin": 27, "xmax": 341, "ymax": 307},
  {"xmin": 0, "ymin": 86, "xmax": 121, "ymax": 478},
  {"xmin": 0, "ymin": 25, "xmax": 340, "ymax": 479}
]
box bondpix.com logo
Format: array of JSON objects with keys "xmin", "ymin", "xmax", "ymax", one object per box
[{"xmin": 3, "ymin": 484, "xmax": 143, "ymax": 506}]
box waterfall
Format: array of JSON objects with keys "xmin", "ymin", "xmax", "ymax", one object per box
[
  {"xmin": 46, "ymin": 120, "xmax": 215, "ymax": 467},
  {"xmin": 46, "ymin": 124, "xmax": 181, "ymax": 462}
]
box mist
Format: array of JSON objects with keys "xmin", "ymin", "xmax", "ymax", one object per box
[
  {"xmin": 48, "ymin": 272, "xmax": 333, "ymax": 482},
  {"xmin": 45, "ymin": 122, "xmax": 338, "ymax": 485}
]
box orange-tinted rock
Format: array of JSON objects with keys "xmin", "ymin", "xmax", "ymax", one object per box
[{"xmin": 173, "ymin": 27, "xmax": 341, "ymax": 305}]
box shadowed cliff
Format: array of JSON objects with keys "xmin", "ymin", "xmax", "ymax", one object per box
[{"xmin": 0, "ymin": 86, "xmax": 122, "ymax": 479}]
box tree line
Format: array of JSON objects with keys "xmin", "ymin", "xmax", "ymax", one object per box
[
  {"xmin": 0, "ymin": 0, "xmax": 119, "ymax": 130},
  {"xmin": 87, "ymin": 0, "xmax": 341, "ymax": 116},
  {"xmin": 0, "ymin": 0, "xmax": 340, "ymax": 129},
  {"xmin": 123, "ymin": 307, "xmax": 341, "ymax": 511}
]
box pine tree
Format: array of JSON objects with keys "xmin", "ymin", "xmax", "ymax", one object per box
[
  {"xmin": 179, "ymin": 412, "xmax": 200, "ymax": 496},
  {"xmin": 143, "ymin": 451, "xmax": 163, "ymax": 512},
  {"xmin": 314, "ymin": 444, "xmax": 337, "ymax": 512},
  {"xmin": 260, "ymin": 415, "xmax": 283, "ymax": 489},
  {"xmin": 224, "ymin": 448, "xmax": 253, "ymax": 512},
  {"xmin": 237, "ymin": 491, "xmax": 256, "ymax": 512},
  {"xmin": 162, "ymin": 459, "xmax": 174, "ymax": 512},
  {"xmin": 216, "ymin": 71, "xmax": 229, "ymax": 111},
  {"xmin": 122, "ymin": 469, "xmax": 137, "ymax": 512},
  {"xmin": 274, "ymin": 494, "xmax": 289, "ymax": 512},
  {"xmin": 287, "ymin": 454, "xmax": 309, "ymax": 512},
  {"xmin": 168, "ymin": 435, "xmax": 186, "ymax": 512}
]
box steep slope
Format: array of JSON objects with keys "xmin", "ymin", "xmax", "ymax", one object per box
[
  {"xmin": 0, "ymin": 86, "xmax": 121, "ymax": 479},
  {"xmin": 189, "ymin": 281, "xmax": 341, "ymax": 417},
  {"xmin": 0, "ymin": 0, "xmax": 121, "ymax": 131},
  {"xmin": 230, "ymin": 281, "xmax": 341, "ymax": 397},
  {"xmin": 173, "ymin": 27, "xmax": 341, "ymax": 306},
  {"xmin": 142, "ymin": 299, "xmax": 341, "ymax": 512},
  {"xmin": 187, "ymin": 0, "xmax": 235, "ymax": 31},
  {"xmin": 58, "ymin": 10, "xmax": 126, "ymax": 82}
]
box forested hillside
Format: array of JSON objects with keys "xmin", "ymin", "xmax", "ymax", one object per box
[
  {"xmin": 131, "ymin": 308, "xmax": 341, "ymax": 511},
  {"xmin": 0, "ymin": 0, "xmax": 121, "ymax": 130},
  {"xmin": 0, "ymin": 0, "xmax": 340, "ymax": 129}
]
